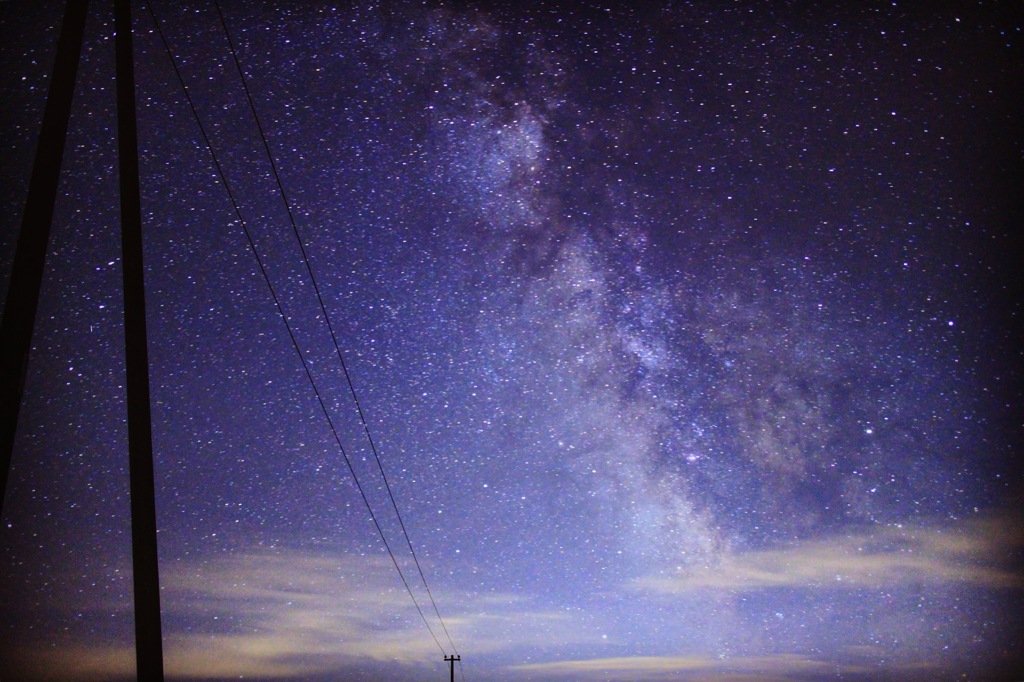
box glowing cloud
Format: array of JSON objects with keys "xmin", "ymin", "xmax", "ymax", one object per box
[{"xmin": 636, "ymin": 512, "xmax": 1024, "ymax": 594}]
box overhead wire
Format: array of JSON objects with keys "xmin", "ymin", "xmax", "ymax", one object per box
[
  {"xmin": 211, "ymin": 0, "xmax": 463, "ymax": 665},
  {"xmin": 143, "ymin": 2, "xmax": 448, "ymax": 658}
]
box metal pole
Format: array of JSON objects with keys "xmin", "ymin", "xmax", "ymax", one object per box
[{"xmin": 115, "ymin": 0, "xmax": 165, "ymax": 677}]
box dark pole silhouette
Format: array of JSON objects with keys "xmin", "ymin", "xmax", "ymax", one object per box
[
  {"xmin": 445, "ymin": 654, "xmax": 460, "ymax": 682},
  {"xmin": 115, "ymin": 0, "xmax": 165, "ymax": 677},
  {"xmin": 0, "ymin": 0, "xmax": 89, "ymax": 516}
]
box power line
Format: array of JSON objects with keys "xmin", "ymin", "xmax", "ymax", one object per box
[
  {"xmin": 144, "ymin": 2, "xmax": 447, "ymax": 658},
  {"xmin": 211, "ymin": 0, "xmax": 462, "ymax": 661}
]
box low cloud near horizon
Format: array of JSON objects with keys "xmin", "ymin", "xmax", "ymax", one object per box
[
  {"xmin": 6, "ymin": 509, "xmax": 1021, "ymax": 681},
  {"xmin": 636, "ymin": 511, "xmax": 1024, "ymax": 595}
]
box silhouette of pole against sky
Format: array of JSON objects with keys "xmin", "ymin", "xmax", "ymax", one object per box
[
  {"xmin": 445, "ymin": 655, "xmax": 461, "ymax": 682},
  {"xmin": 116, "ymin": 0, "xmax": 165, "ymax": 677},
  {"xmin": 0, "ymin": 0, "xmax": 166, "ymax": 677},
  {"xmin": 3, "ymin": 4, "xmax": 465, "ymax": 679},
  {"xmin": 0, "ymin": 0, "xmax": 88, "ymax": 516}
]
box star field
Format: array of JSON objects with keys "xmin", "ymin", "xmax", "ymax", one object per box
[{"xmin": 1, "ymin": 2, "xmax": 1022, "ymax": 680}]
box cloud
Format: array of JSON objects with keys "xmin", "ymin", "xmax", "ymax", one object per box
[
  {"xmin": 508, "ymin": 647, "xmax": 970, "ymax": 681},
  {"xmin": 9, "ymin": 514, "xmax": 1019, "ymax": 681},
  {"xmin": 162, "ymin": 550, "xmax": 483, "ymax": 677},
  {"xmin": 509, "ymin": 652, "xmax": 871, "ymax": 681},
  {"xmin": 7, "ymin": 547, "xmax": 609, "ymax": 681},
  {"xmin": 635, "ymin": 512, "xmax": 1024, "ymax": 594}
]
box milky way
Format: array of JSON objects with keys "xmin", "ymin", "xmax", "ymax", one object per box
[{"xmin": 1, "ymin": 2, "xmax": 1021, "ymax": 681}]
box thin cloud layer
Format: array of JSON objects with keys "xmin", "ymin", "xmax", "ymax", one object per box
[
  {"xmin": 51, "ymin": 548, "xmax": 604, "ymax": 680},
  {"xmin": 508, "ymin": 651, "xmax": 963, "ymax": 681},
  {"xmin": 636, "ymin": 512, "xmax": 1024, "ymax": 594},
  {"xmin": 511, "ymin": 653, "xmax": 859, "ymax": 680},
  {"xmin": 161, "ymin": 550, "xmax": 588, "ymax": 678},
  {"xmin": 9, "ymin": 511, "xmax": 1020, "ymax": 680}
]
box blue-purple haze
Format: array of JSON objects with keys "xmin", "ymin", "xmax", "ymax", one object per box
[{"xmin": 1, "ymin": 1, "xmax": 1021, "ymax": 680}]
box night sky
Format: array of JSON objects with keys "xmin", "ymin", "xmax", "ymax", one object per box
[{"xmin": 1, "ymin": 1, "xmax": 1022, "ymax": 680}]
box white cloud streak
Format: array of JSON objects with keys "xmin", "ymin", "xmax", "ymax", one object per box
[
  {"xmin": 9, "ymin": 547, "xmax": 606, "ymax": 680},
  {"xmin": 635, "ymin": 513, "xmax": 1024, "ymax": 594}
]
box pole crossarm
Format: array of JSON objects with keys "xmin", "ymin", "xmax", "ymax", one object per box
[{"xmin": 445, "ymin": 654, "xmax": 461, "ymax": 682}]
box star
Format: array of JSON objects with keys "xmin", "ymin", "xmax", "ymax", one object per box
[{"xmin": 1, "ymin": 2, "xmax": 1020, "ymax": 681}]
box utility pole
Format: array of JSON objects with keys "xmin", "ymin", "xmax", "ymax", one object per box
[
  {"xmin": 0, "ymin": 0, "xmax": 89, "ymax": 516},
  {"xmin": 444, "ymin": 654, "xmax": 460, "ymax": 682},
  {"xmin": 115, "ymin": 0, "xmax": 165, "ymax": 678},
  {"xmin": 2, "ymin": 0, "xmax": 164, "ymax": 677}
]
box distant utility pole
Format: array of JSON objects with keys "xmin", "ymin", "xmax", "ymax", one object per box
[{"xmin": 444, "ymin": 654, "xmax": 461, "ymax": 682}]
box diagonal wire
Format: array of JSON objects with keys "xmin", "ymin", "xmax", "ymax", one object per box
[
  {"xmin": 212, "ymin": 0, "xmax": 462, "ymax": 660},
  {"xmin": 144, "ymin": 2, "xmax": 447, "ymax": 657}
]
